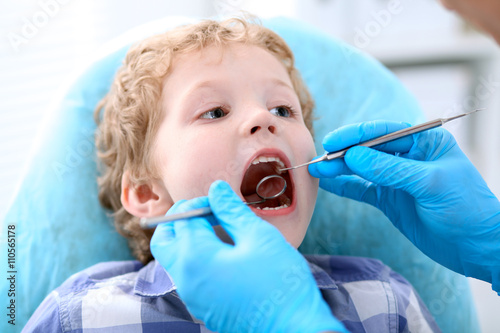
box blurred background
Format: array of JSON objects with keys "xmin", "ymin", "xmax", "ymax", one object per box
[{"xmin": 1, "ymin": 0, "xmax": 499, "ymax": 331}]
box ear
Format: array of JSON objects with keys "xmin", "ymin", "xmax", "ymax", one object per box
[{"xmin": 121, "ymin": 171, "xmax": 173, "ymax": 218}]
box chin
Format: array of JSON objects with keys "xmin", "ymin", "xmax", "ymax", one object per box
[{"xmin": 261, "ymin": 210, "xmax": 310, "ymax": 249}]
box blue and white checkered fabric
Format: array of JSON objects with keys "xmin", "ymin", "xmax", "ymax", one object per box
[{"xmin": 23, "ymin": 255, "xmax": 440, "ymax": 332}]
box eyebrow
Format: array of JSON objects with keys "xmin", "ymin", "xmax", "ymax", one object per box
[
  {"xmin": 184, "ymin": 77, "xmax": 295, "ymax": 97},
  {"xmin": 186, "ymin": 80, "xmax": 217, "ymax": 93},
  {"xmin": 180, "ymin": 80, "xmax": 219, "ymax": 103},
  {"xmin": 269, "ymin": 78, "xmax": 295, "ymax": 91}
]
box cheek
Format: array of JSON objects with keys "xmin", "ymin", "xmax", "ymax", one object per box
[
  {"xmin": 287, "ymin": 126, "xmax": 317, "ymax": 182},
  {"xmin": 300, "ymin": 129, "xmax": 319, "ymax": 208},
  {"xmin": 291, "ymin": 127, "xmax": 319, "ymax": 208},
  {"xmin": 158, "ymin": 128, "xmax": 236, "ymax": 201},
  {"xmin": 294, "ymin": 126, "xmax": 317, "ymax": 161}
]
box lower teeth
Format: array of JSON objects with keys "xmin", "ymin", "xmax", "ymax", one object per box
[{"xmin": 255, "ymin": 203, "xmax": 290, "ymax": 211}]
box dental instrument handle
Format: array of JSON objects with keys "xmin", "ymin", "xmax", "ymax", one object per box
[
  {"xmin": 140, "ymin": 175, "xmax": 288, "ymax": 228},
  {"xmin": 279, "ymin": 119, "xmax": 446, "ymax": 170},
  {"xmin": 140, "ymin": 206, "xmax": 212, "ymax": 229},
  {"xmin": 324, "ymin": 110, "xmax": 480, "ymax": 160},
  {"xmin": 324, "ymin": 118, "xmax": 445, "ymax": 160},
  {"xmin": 280, "ymin": 109, "xmax": 481, "ymax": 171}
]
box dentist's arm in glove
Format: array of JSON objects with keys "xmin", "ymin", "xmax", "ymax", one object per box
[
  {"xmin": 309, "ymin": 120, "xmax": 500, "ymax": 292},
  {"xmin": 150, "ymin": 180, "xmax": 347, "ymax": 333}
]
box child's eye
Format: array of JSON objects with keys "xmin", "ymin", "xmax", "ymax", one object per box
[
  {"xmin": 269, "ymin": 106, "xmax": 292, "ymax": 118},
  {"xmin": 199, "ymin": 107, "xmax": 228, "ymax": 119}
]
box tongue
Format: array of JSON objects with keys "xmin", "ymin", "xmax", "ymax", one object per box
[{"xmin": 241, "ymin": 163, "xmax": 278, "ymax": 196}]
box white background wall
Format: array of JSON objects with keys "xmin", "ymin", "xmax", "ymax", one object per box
[{"xmin": 1, "ymin": 0, "xmax": 499, "ymax": 331}]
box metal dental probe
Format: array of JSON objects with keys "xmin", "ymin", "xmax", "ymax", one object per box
[
  {"xmin": 279, "ymin": 109, "xmax": 483, "ymax": 172},
  {"xmin": 140, "ymin": 174, "xmax": 287, "ymax": 229}
]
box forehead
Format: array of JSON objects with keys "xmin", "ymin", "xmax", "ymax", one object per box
[{"xmin": 163, "ymin": 43, "xmax": 293, "ymax": 92}]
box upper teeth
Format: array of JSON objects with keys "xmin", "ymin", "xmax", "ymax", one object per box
[{"xmin": 251, "ymin": 156, "xmax": 286, "ymax": 170}]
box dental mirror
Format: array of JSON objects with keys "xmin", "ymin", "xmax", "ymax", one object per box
[{"xmin": 244, "ymin": 174, "xmax": 287, "ymax": 205}]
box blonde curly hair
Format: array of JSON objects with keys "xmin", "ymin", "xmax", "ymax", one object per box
[{"xmin": 94, "ymin": 17, "xmax": 315, "ymax": 264}]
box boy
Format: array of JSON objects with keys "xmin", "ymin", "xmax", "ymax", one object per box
[{"xmin": 23, "ymin": 18, "xmax": 440, "ymax": 332}]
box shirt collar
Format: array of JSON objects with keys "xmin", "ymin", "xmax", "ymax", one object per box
[
  {"xmin": 134, "ymin": 257, "xmax": 337, "ymax": 297},
  {"xmin": 307, "ymin": 260, "xmax": 338, "ymax": 290},
  {"xmin": 134, "ymin": 260, "xmax": 176, "ymax": 297}
]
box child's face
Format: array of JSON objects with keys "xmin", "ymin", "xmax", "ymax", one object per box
[{"xmin": 153, "ymin": 43, "xmax": 318, "ymax": 248}]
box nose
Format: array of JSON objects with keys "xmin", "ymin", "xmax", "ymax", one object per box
[{"xmin": 242, "ymin": 107, "xmax": 277, "ymax": 137}]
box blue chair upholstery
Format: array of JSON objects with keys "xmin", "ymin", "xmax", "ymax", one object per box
[{"xmin": 1, "ymin": 16, "xmax": 478, "ymax": 332}]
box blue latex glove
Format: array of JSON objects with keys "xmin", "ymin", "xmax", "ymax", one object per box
[
  {"xmin": 150, "ymin": 180, "xmax": 347, "ymax": 333},
  {"xmin": 309, "ymin": 120, "xmax": 500, "ymax": 292}
]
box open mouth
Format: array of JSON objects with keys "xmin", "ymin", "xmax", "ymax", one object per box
[{"xmin": 240, "ymin": 156, "xmax": 294, "ymax": 211}]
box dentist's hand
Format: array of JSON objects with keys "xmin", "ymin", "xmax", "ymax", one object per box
[
  {"xmin": 309, "ymin": 120, "xmax": 500, "ymax": 291},
  {"xmin": 150, "ymin": 180, "xmax": 347, "ymax": 333}
]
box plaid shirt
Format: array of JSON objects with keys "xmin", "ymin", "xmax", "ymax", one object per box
[{"xmin": 23, "ymin": 255, "xmax": 440, "ymax": 332}]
